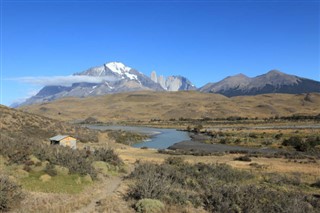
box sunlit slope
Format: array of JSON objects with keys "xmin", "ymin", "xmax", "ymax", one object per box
[
  {"xmin": 20, "ymin": 91, "xmax": 320, "ymax": 122},
  {"xmin": 1, "ymin": 104, "xmax": 97, "ymax": 142}
]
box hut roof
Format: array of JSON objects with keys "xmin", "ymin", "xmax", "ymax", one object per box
[{"xmin": 50, "ymin": 135, "xmax": 69, "ymax": 141}]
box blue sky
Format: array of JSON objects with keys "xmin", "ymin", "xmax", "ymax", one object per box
[{"xmin": 1, "ymin": 0, "xmax": 319, "ymax": 106}]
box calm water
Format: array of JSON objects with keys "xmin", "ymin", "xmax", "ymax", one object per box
[{"xmin": 86, "ymin": 125, "xmax": 191, "ymax": 149}]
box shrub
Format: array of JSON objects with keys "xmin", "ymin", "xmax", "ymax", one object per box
[
  {"xmin": 24, "ymin": 160, "xmax": 34, "ymax": 166},
  {"xmin": 234, "ymin": 155, "xmax": 252, "ymax": 162},
  {"xmin": 35, "ymin": 161, "xmax": 42, "ymax": 167},
  {"xmin": 107, "ymin": 130, "xmax": 148, "ymax": 145},
  {"xmin": 202, "ymin": 184, "xmax": 318, "ymax": 213},
  {"xmin": 135, "ymin": 199, "xmax": 165, "ymax": 213},
  {"xmin": 234, "ymin": 138, "xmax": 241, "ymax": 144},
  {"xmin": 311, "ymin": 180, "xmax": 320, "ymax": 188},
  {"xmin": 128, "ymin": 163, "xmax": 175, "ymax": 200},
  {"xmin": 127, "ymin": 161, "xmax": 254, "ymax": 206},
  {"xmin": 93, "ymin": 148, "xmax": 122, "ymax": 166},
  {"xmin": 164, "ymin": 157, "xmax": 185, "ymax": 166},
  {"xmin": 127, "ymin": 161, "xmax": 320, "ymax": 212},
  {"xmin": 219, "ymin": 138, "xmax": 227, "ymax": 144},
  {"xmin": 44, "ymin": 163, "xmax": 57, "ymax": 176},
  {"xmin": 282, "ymin": 136, "xmax": 320, "ymax": 152},
  {"xmin": 274, "ymin": 133, "xmax": 283, "ymax": 140},
  {"xmin": 248, "ymin": 133, "xmax": 258, "ymax": 138},
  {"xmin": 282, "ymin": 136, "xmax": 302, "ymax": 147},
  {"xmin": 0, "ymin": 175, "xmax": 24, "ymax": 212},
  {"xmin": 23, "ymin": 165, "xmax": 32, "ymax": 172},
  {"xmin": 193, "ymin": 125, "xmax": 203, "ymax": 133}
]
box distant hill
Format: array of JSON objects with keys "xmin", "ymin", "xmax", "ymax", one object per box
[
  {"xmin": 20, "ymin": 91, "xmax": 320, "ymax": 122},
  {"xmin": 199, "ymin": 70, "xmax": 320, "ymax": 96}
]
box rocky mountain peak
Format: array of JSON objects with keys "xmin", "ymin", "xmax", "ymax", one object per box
[
  {"xmin": 233, "ymin": 73, "xmax": 249, "ymax": 78},
  {"xmin": 150, "ymin": 71, "xmax": 196, "ymax": 91},
  {"xmin": 266, "ymin": 69, "xmax": 284, "ymax": 75},
  {"xmin": 254, "ymin": 70, "xmax": 300, "ymax": 87}
]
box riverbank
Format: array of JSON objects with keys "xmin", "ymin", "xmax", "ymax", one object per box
[
  {"xmin": 168, "ymin": 140, "xmax": 278, "ymax": 154},
  {"xmin": 85, "ymin": 125, "xmax": 191, "ymax": 149}
]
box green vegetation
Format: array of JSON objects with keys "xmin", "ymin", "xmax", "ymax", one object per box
[
  {"xmin": 127, "ymin": 157, "xmax": 254, "ymax": 207},
  {"xmin": 0, "ymin": 133, "xmax": 124, "ymax": 213},
  {"xmin": 107, "ymin": 130, "xmax": 148, "ymax": 145},
  {"xmin": 0, "ymin": 135, "xmax": 122, "ymax": 179},
  {"xmin": 311, "ymin": 180, "xmax": 320, "ymax": 188},
  {"xmin": 127, "ymin": 157, "xmax": 320, "ymax": 212},
  {"xmin": 21, "ymin": 171, "xmax": 91, "ymax": 194},
  {"xmin": 135, "ymin": 199, "xmax": 165, "ymax": 213},
  {"xmin": 282, "ymin": 136, "xmax": 320, "ymax": 152}
]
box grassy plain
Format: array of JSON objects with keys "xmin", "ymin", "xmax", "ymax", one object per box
[{"xmin": 20, "ymin": 91, "xmax": 320, "ymax": 122}]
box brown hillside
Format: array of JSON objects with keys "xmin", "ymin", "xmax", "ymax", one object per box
[
  {"xmin": 20, "ymin": 91, "xmax": 320, "ymax": 122},
  {"xmin": 0, "ymin": 104, "xmax": 98, "ymax": 143}
]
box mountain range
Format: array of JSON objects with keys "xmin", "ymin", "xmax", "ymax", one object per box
[
  {"xmin": 200, "ymin": 70, "xmax": 320, "ymax": 97},
  {"xmin": 19, "ymin": 62, "xmax": 320, "ymax": 106}
]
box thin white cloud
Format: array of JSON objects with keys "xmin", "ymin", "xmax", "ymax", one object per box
[
  {"xmin": 9, "ymin": 88, "xmax": 41, "ymax": 107},
  {"xmin": 11, "ymin": 75, "xmax": 118, "ymax": 86}
]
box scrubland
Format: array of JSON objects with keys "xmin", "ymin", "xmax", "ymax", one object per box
[{"xmin": 2, "ymin": 91, "xmax": 320, "ymax": 212}]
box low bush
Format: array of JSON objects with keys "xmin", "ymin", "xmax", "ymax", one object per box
[
  {"xmin": 128, "ymin": 163, "xmax": 175, "ymax": 200},
  {"xmin": 107, "ymin": 130, "xmax": 148, "ymax": 145},
  {"xmin": 234, "ymin": 155, "xmax": 252, "ymax": 162},
  {"xmin": 164, "ymin": 156, "xmax": 185, "ymax": 166},
  {"xmin": 127, "ymin": 159, "xmax": 320, "ymax": 212},
  {"xmin": 44, "ymin": 163, "xmax": 58, "ymax": 176},
  {"xmin": 264, "ymin": 173, "xmax": 302, "ymax": 186},
  {"xmin": 127, "ymin": 160, "xmax": 254, "ymax": 207},
  {"xmin": 282, "ymin": 136, "xmax": 320, "ymax": 152},
  {"xmin": 135, "ymin": 199, "xmax": 165, "ymax": 213},
  {"xmin": 0, "ymin": 175, "xmax": 24, "ymax": 212},
  {"xmin": 202, "ymin": 184, "xmax": 319, "ymax": 213},
  {"xmin": 93, "ymin": 148, "xmax": 122, "ymax": 166},
  {"xmin": 311, "ymin": 180, "xmax": 320, "ymax": 188}
]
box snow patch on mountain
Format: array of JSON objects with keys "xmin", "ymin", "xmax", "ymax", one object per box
[
  {"xmin": 125, "ymin": 72, "xmax": 138, "ymax": 80},
  {"xmin": 105, "ymin": 62, "xmax": 131, "ymax": 74}
]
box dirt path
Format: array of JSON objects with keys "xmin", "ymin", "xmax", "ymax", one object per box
[{"xmin": 75, "ymin": 175, "xmax": 122, "ymax": 213}]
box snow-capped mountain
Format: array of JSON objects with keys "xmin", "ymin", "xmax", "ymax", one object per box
[
  {"xmin": 20, "ymin": 62, "xmax": 164, "ymax": 106},
  {"xmin": 17, "ymin": 63, "xmax": 320, "ymax": 107},
  {"xmin": 76, "ymin": 62, "xmax": 135, "ymax": 79},
  {"xmin": 199, "ymin": 70, "xmax": 320, "ymax": 97},
  {"xmin": 150, "ymin": 71, "xmax": 196, "ymax": 91}
]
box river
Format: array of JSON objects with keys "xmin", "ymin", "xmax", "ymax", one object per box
[{"xmin": 85, "ymin": 125, "xmax": 191, "ymax": 149}]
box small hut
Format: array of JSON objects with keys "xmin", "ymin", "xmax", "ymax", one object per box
[{"xmin": 50, "ymin": 135, "xmax": 77, "ymax": 149}]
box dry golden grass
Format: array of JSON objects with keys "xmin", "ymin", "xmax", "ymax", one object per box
[
  {"xmin": 0, "ymin": 104, "xmax": 98, "ymax": 143},
  {"xmin": 116, "ymin": 146, "xmax": 320, "ymax": 179},
  {"xmin": 20, "ymin": 91, "xmax": 320, "ymax": 122}
]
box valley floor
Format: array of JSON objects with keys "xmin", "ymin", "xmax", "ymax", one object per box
[{"xmin": 4, "ymin": 120, "xmax": 320, "ymax": 213}]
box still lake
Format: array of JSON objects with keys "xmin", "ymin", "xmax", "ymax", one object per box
[{"xmin": 86, "ymin": 125, "xmax": 190, "ymax": 149}]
